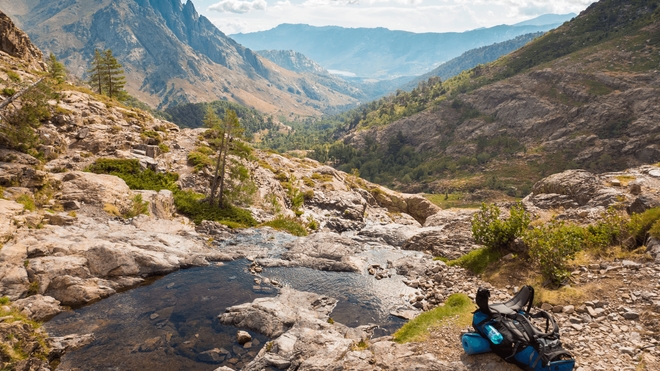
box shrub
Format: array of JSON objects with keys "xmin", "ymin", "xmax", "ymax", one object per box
[
  {"xmin": 2, "ymin": 88, "xmax": 15, "ymax": 96},
  {"xmin": 471, "ymin": 202, "xmax": 530, "ymax": 251},
  {"xmin": 393, "ymin": 293, "xmax": 474, "ymax": 343},
  {"xmin": 627, "ymin": 207, "xmax": 660, "ymax": 245},
  {"xmin": 187, "ymin": 151, "xmax": 213, "ymax": 171},
  {"xmin": 307, "ymin": 216, "xmax": 319, "ymax": 230},
  {"xmin": 585, "ymin": 207, "xmax": 628, "ymax": 249},
  {"xmin": 173, "ymin": 190, "xmax": 257, "ymax": 227},
  {"xmin": 524, "ymin": 219, "xmax": 584, "ymax": 285},
  {"xmin": 260, "ymin": 216, "xmax": 308, "ymax": 236},
  {"xmin": 447, "ymin": 247, "xmax": 501, "ymax": 275},
  {"xmin": 141, "ymin": 130, "xmax": 162, "ymax": 144},
  {"xmin": 86, "ymin": 158, "xmax": 179, "ymax": 191},
  {"xmin": 123, "ymin": 194, "xmax": 149, "ymax": 219},
  {"xmin": 158, "ymin": 143, "xmax": 170, "ymax": 153}
]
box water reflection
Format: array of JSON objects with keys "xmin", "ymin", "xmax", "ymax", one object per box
[{"xmin": 46, "ymin": 253, "xmax": 413, "ymax": 370}]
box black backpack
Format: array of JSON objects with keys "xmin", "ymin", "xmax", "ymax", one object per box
[{"xmin": 472, "ymin": 286, "xmax": 575, "ymax": 371}]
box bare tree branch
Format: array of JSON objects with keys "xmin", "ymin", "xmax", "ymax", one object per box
[{"xmin": 0, "ymin": 78, "xmax": 45, "ymax": 111}]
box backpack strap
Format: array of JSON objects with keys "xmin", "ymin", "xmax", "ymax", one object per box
[
  {"xmin": 529, "ymin": 310, "xmax": 560, "ymax": 337},
  {"xmin": 476, "ymin": 287, "xmax": 492, "ymax": 315}
]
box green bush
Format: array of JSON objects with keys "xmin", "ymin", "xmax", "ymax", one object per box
[
  {"xmin": 187, "ymin": 151, "xmax": 213, "ymax": 171},
  {"xmin": 585, "ymin": 207, "xmax": 627, "ymax": 249},
  {"xmin": 447, "ymin": 247, "xmax": 502, "ymax": 275},
  {"xmin": 173, "ymin": 190, "xmax": 257, "ymax": 227},
  {"xmin": 471, "ymin": 202, "xmax": 530, "ymax": 251},
  {"xmin": 123, "ymin": 194, "xmax": 149, "ymax": 219},
  {"xmin": 2, "ymin": 88, "xmax": 15, "ymax": 96},
  {"xmin": 158, "ymin": 143, "xmax": 170, "ymax": 153},
  {"xmin": 627, "ymin": 207, "xmax": 660, "ymax": 245},
  {"xmin": 524, "ymin": 219, "xmax": 584, "ymax": 285},
  {"xmin": 86, "ymin": 158, "xmax": 178, "ymax": 191},
  {"xmin": 87, "ymin": 158, "xmax": 257, "ymax": 227},
  {"xmin": 260, "ymin": 216, "xmax": 308, "ymax": 236}
]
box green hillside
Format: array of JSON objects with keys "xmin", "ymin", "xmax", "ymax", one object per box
[{"xmin": 262, "ymin": 0, "xmax": 660, "ymax": 195}]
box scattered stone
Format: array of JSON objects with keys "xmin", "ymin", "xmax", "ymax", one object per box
[
  {"xmin": 622, "ymin": 312, "xmax": 640, "ymax": 320},
  {"xmin": 237, "ymin": 330, "xmax": 252, "ymax": 345}
]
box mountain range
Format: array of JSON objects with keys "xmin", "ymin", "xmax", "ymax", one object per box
[
  {"xmin": 0, "ymin": 0, "xmax": 359, "ymax": 114},
  {"xmin": 304, "ymin": 0, "xmax": 660, "ymax": 194},
  {"xmin": 231, "ymin": 14, "xmax": 575, "ymax": 80}
]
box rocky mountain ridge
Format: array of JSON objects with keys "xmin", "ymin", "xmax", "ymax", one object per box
[
  {"xmin": 0, "ymin": 1, "xmax": 358, "ymax": 114},
  {"xmin": 337, "ymin": 0, "xmax": 660, "ymax": 194}
]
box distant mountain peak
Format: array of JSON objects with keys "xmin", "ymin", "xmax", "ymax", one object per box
[{"xmin": 1, "ymin": 0, "xmax": 359, "ymax": 113}]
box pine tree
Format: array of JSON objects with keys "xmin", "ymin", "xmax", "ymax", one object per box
[
  {"xmin": 48, "ymin": 53, "xmax": 66, "ymax": 84},
  {"xmin": 88, "ymin": 49, "xmax": 105, "ymax": 95},
  {"xmin": 205, "ymin": 108, "xmax": 247, "ymax": 208},
  {"xmin": 102, "ymin": 49, "xmax": 126, "ymax": 99},
  {"xmin": 87, "ymin": 49, "xmax": 126, "ymax": 99}
]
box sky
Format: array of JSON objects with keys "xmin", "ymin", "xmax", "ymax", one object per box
[{"xmin": 189, "ymin": 0, "xmax": 598, "ymax": 35}]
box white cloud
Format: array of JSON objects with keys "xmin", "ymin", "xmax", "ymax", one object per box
[
  {"xmin": 201, "ymin": 0, "xmax": 596, "ymax": 34},
  {"xmin": 209, "ymin": 0, "xmax": 268, "ymax": 14}
]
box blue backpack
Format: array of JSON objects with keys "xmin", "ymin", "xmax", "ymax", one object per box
[{"xmin": 462, "ymin": 286, "xmax": 575, "ymax": 371}]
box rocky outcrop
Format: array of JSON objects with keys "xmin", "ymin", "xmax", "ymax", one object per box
[
  {"xmin": 53, "ymin": 171, "xmax": 134, "ymax": 214},
  {"xmin": 11, "ymin": 295, "xmax": 63, "ymax": 321},
  {"xmin": 0, "ymin": 11, "xmax": 44, "ymax": 71},
  {"xmin": 1, "ymin": 1, "xmax": 358, "ymax": 112},
  {"xmin": 523, "ymin": 165, "xmax": 660, "ymax": 221},
  {"xmin": 281, "ymin": 233, "xmax": 367, "ymax": 272},
  {"xmin": 219, "ymin": 287, "xmax": 468, "ymax": 371},
  {"xmin": 372, "ymin": 189, "xmax": 441, "ymax": 225}
]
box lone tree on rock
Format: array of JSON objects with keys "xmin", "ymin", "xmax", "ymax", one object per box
[
  {"xmin": 87, "ymin": 49, "xmax": 126, "ymax": 99},
  {"xmin": 205, "ymin": 108, "xmax": 254, "ymax": 208}
]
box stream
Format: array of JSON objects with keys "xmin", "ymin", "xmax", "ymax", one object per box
[{"xmin": 45, "ymin": 230, "xmax": 420, "ymax": 370}]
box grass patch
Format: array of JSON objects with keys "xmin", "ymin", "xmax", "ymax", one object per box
[
  {"xmin": 393, "ymin": 293, "xmax": 474, "ymax": 343},
  {"xmin": 16, "ymin": 194, "xmax": 36, "ymax": 212},
  {"xmin": 532, "ymin": 281, "xmax": 585, "ymax": 307},
  {"xmin": 614, "ymin": 175, "xmax": 636, "ymax": 186},
  {"xmin": 447, "ymin": 247, "xmax": 501, "ymax": 275},
  {"xmin": 260, "ymin": 216, "xmax": 308, "ymax": 236},
  {"xmin": 424, "ymin": 193, "xmax": 482, "ymax": 209},
  {"xmin": 103, "ymin": 203, "xmax": 121, "ymax": 217}
]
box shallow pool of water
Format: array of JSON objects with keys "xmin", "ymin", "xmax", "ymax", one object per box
[{"xmin": 46, "ymin": 256, "xmax": 411, "ymax": 370}]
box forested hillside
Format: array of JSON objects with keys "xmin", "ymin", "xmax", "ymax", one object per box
[{"xmin": 263, "ymin": 0, "xmax": 660, "ymax": 196}]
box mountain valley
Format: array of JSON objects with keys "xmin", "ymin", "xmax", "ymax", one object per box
[{"xmin": 1, "ymin": 1, "xmax": 660, "ymax": 371}]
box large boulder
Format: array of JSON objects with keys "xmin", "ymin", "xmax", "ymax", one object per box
[
  {"xmin": 371, "ymin": 188, "xmax": 440, "ymax": 225},
  {"xmin": 54, "ymin": 171, "xmax": 134, "ymax": 213},
  {"xmin": 358, "ymin": 223, "xmax": 420, "ymax": 247},
  {"xmin": 530, "ymin": 169, "xmax": 601, "ymax": 206},
  {"xmin": 12, "ymin": 295, "xmax": 63, "ymax": 321}
]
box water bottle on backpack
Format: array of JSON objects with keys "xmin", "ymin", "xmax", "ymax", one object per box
[{"xmin": 484, "ymin": 324, "xmax": 503, "ymax": 344}]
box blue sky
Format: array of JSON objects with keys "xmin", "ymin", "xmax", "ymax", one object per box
[{"xmin": 189, "ymin": 0, "xmax": 598, "ymax": 35}]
